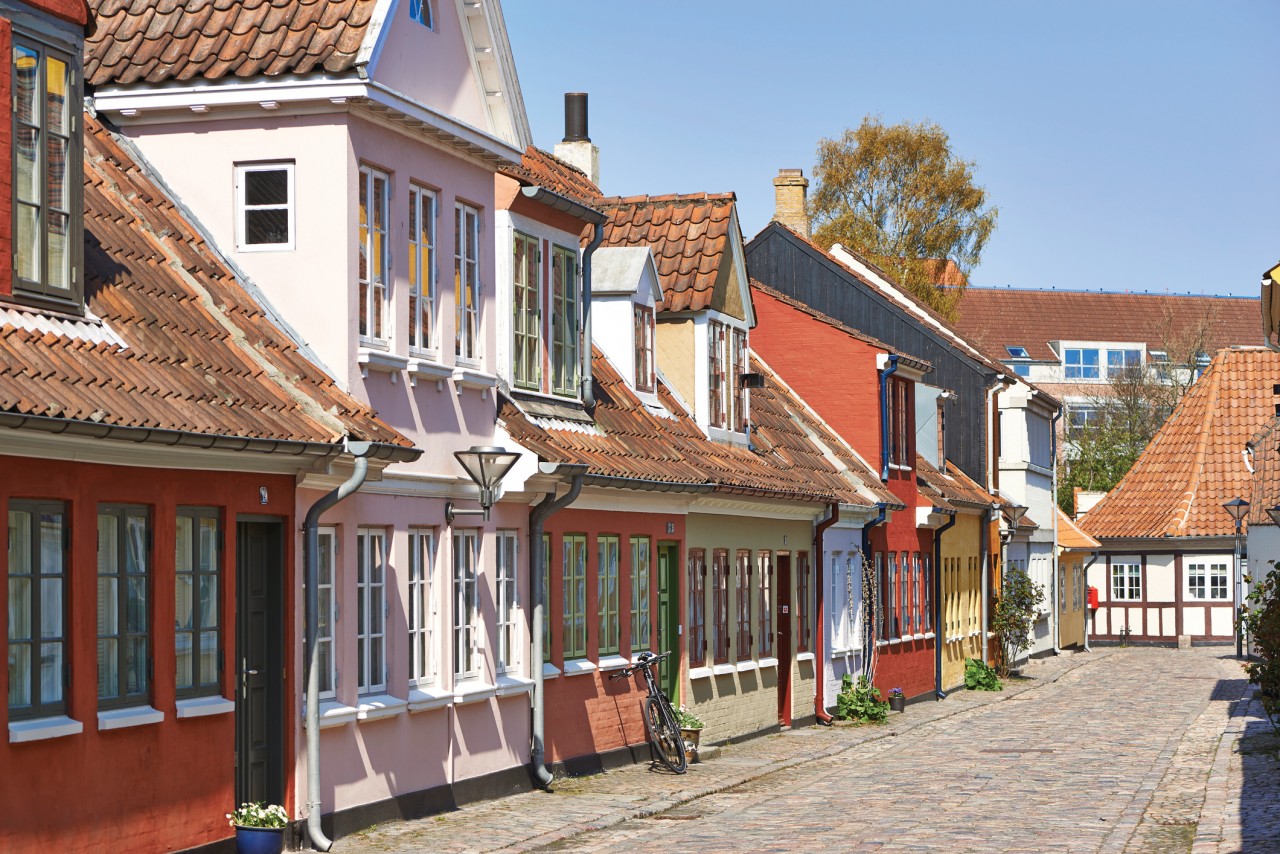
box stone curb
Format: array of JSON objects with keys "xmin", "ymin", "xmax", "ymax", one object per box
[
  {"xmin": 1191, "ymin": 687, "xmax": 1255, "ymax": 854},
  {"xmin": 507, "ymin": 652, "xmax": 1110, "ymax": 852}
]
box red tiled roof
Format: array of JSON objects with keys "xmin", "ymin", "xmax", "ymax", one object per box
[
  {"xmin": 1058, "ymin": 508, "xmax": 1100, "ymax": 550},
  {"xmin": 503, "ymin": 147, "xmax": 603, "ymax": 209},
  {"xmin": 599, "ymin": 193, "xmax": 736, "ymax": 312},
  {"xmin": 500, "ymin": 347, "xmax": 894, "ymax": 507},
  {"xmin": 1083, "ymin": 347, "xmax": 1280, "ymax": 540},
  {"xmin": 952, "ymin": 287, "xmax": 1261, "ymax": 363},
  {"xmin": 85, "ymin": 0, "xmax": 378, "ymax": 87},
  {"xmin": 916, "ymin": 457, "xmax": 1000, "ymax": 511},
  {"xmin": 0, "ymin": 113, "xmax": 411, "ymax": 451}
]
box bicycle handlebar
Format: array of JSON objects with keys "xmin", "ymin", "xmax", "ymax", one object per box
[{"xmin": 607, "ymin": 650, "xmax": 672, "ymax": 680}]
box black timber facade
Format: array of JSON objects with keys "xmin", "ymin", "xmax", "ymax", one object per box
[{"xmin": 744, "ymin": 223, "xmax": 1000, "ymax": 485}]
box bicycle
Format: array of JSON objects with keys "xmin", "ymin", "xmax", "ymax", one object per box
[{"xmin": 609, "ymin": 650, "xmax": 687, "ymax": 773}]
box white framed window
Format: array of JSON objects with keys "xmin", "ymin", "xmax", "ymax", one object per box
[
  {"xmin": 455, "ymin": 202, "xmax": 481, "ymax": 361},
  {"xmin": 563, "ymin": 534, "xmax": 587, "ymax": 659},
  {"xmin": 1073, "ymin": 563, "xmax": 1083, "ymax": 611},
  {"xmin": 359, "ymin": 165, "xmax": 390, "ymax": 341},
  {"xmin": 550, "ymin": 244, "xmax": 579, "ymax": 396},
  {"xmin": 356, "ymin": 529, "xmax": 387, "ymax": 695},
  {"xmin": 830, "ymin": 553, "xmax": 849, "ymax": 651},
  {"xmin": 452, "ymin": 530, "xmax": 479, "ymax": 679},
  {"xmin": 630, "ymin": 536, "xmax": 651, "ymax": 652},
  {"xmin": 888, "ymin": 553, "xmax": 900, "ymax": 639},
  {"xmin": 496, "ymin": 531, "xmax": 519, "ymax": 674},
  {"xmin": 1106, "ymin": 349, "xmax": 1141, "ymax": 376},
  {"xmin": 315, "ymin": 528, "xmax": 337, "ymax": 699},
  {"xmin": 408, "ymin": 185, "xmax": 437, "ymax": 352},
  {"xmin": 708, "ymin": 320, "xmax": 727, "ymax": 428},
  {"xmin": 1187, "ymin": 562, "xmax": 1229, "ymax": 601},
  {"xmin": 408, "ymin": 0, "xmax": 433, "ymax": 27},
  {"xmin": 513, "ymin": 231, "xmax": 541, "ymax": 390},
  {"xmin": 730, "ymin": 327, "xmax": 747, "ymax": 432},
  {"xmin": 408, "ymin": 529, "xmax": 435, "ymax": 687},
  {"xmin": 1111, "ymin": 563, "xmax": 1141, "ymax": 601},
  {"xmin": 235, "ymin": 162, "xmax": 294, "ymax": 251},
  {"xmin": 1064, "ymin": 348, "xmax": 1100, "ymax": 380},
  {"xmin": 634, "ymin": 305, "xmax": 655, "ymax": 393}
]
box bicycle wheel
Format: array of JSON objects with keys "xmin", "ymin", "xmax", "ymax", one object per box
[{"xmin": 645, "ymin": 696, "xmax": 688, "ymax": 773}]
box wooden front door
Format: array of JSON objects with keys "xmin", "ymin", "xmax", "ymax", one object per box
[
  {"xmin": 235, "ymin": 519, "xmax": 285, "ymax": 806},
  {"xmin": 776, "ymin": 553, "xmax": 793, "ymax": 727},
  {"xmin": 657, "ymin": 542, "xmax": 681, "ymax": 702}
]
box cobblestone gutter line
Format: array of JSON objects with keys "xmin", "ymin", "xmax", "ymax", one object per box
[
  {"xmin": 1192, "ymin": 682, "xmax": 1279, "ymax": 854},
  {"xmin": 348, "ymin": 652, "xmax": 1103, "ymax": 853}
]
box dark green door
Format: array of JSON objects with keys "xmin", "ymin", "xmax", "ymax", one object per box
[
  {"xmin": 657, "ymin": 542, "xmax": 680, "ymax": 701},
  {"xmin": 236, "ymin": 519, "xmax": 285, "ymax": 806}
]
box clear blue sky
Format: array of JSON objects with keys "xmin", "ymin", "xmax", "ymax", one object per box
[{"xmin": 504, "ymin": 1, "xmax": 1278, "ymax": 298}]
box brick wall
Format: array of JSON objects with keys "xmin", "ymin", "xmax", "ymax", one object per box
[{"xmin": 0, "ymin": 19, "xmax": 11, "ymax": 297}]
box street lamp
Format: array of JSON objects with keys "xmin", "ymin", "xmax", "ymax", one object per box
[
  {"xmin": 1267, "ymin": 505, "xmax": 1280, "ymax": 529},
  {"xmin": 446, "ymin": 446, "xmax": 521, "ymax": 523},
  {"xmin": 1222, "ymin": 497, "xmax": 1250, "ymax": 658}
]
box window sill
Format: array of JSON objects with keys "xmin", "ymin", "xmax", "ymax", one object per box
[
  {"xmin": 357, "ymin": 694, "xmax": 408, "ymax": 722},
  {"xmin": 175, "ymin": 696, "xmax": 235, "ymax": 719},
  {"xmin": 758, "ymin": 656, "xmax": 779, "ymax": 669},
  {"xmin": 453, "ymin": 681, "xmax": 498, "ymax": 705},
  {"xmin": 496, "ymin": 674, "xmax": 535, "ymax": 697},
  {"xmin": 542, "ymin": 662, "xmax": 562, "ymax": 680},
  {"xmin": 688, "ymin": 666, "xmax": 713, "ymax": 680},
  {"xmin": 598, "ymin": 654, "xmax": 631, "ymax": 672},
  {"xmin": 407, "ymin": 686, "xmax": 453, "ymax": 713},
  {"xmin": 736, "ymin": 660, "xmax": 758, "ymax": 672},
  {"xmin": 98, "ymin": 705, "xmax": 164, "ymax": 731},
  {"xmin": 306, "ymin": 700, "xmax": 358, "ymax": 729},
  {"xmin": 453, "ymin": 367, "xmax": 498, "ymax": 394},
  {"xmin": 9, "ymin": 715, "xmax": 83, "ymax": 744},
  {"xmin": 408, "ymin": 356, "xmax": 452, "ymax": 386},
  {"xmin": 923, "ymin": 632, "xmax": 936, "ymax": 640},
  {"xmin": 712, "ymin": 663, "xmax": 735, "ymax": 676},
  {"xmin": 358, "ymin": 347, "xmax": 409, "ymax": 382},
  {"xmin": 562, "ymin": 658, "xmax": 597, "ymax": 677},
  {"xmin": 886, "ymin": 638, "xmax": 903, "ymax": 646},
  {"xmin": 796, "ymin": 652, "xmax": 816, "ymax": 662}
]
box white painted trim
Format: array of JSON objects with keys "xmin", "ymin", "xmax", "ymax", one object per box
[
  {"xmin": 495, "ymin": 674, "xmax": 535, "ymax": 696},
  {"xmin": 453, "ymin": 367, "xmax": 498, "ymax": 393},
  {"xmin": 735, "ymin": 660, "xmax": 758, "ymax": 672},
  {"xmin": 175, "ymin": 696, "xmax": 235, "ymax": 719},
  {"xmin": 309, "ymin": 700, "xmax": 359, "ymax": 729},
  {"xmin": 712, "ymin": 663, "xmax": 735, "ymax": 676},
  {"xmin": 796, "ymin": 652, "xmax": 816, "ymax": 662},
  {"xmin": 597, "ymin": 654, "xmax": 631, "ymax": 672},
  {"xmin": 407, "ymin": 686, "xmax": 453, "ymax": 712},
  {"xmin": 453, "ymin": 681, "xmax": 497, "ymax": 704},
  {"xmin": 686, "ymin": 495, "xmax": 821, "ymax": 520},
  {"xmin": 356, "ymin": 694, "xmax": 408, "ymax": 721},
  {"xmin": 97, "ymin": 706, "xmax": 164, "ymax": 731},
  {"xmin": 9, "ymin": 715, "xmax": 82, "ymax": 743},
  {"xmin": 688, "ymin": 666, "xmax": 713, "ymax": 680},
  {"xmin": 357, "ymin": 347, "xmax": 409, "ymax": 379},
  {"xmin": 542, "ymin": 662, "xmax": 562, "ymax": 680},
  {"xmin": 562, "ymin": 658, "xmax": 597, "ymax": 677},
  {"xmin": 757, "ymin": 657, "xmax": 779, "ymax": 669},
  {"xmin": 408, "ymin": 356, "xmax": 452, "ymax": 383}
]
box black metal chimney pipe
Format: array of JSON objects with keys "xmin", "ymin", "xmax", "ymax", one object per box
[{"xmin": 564, "ymin": 93, "xmax": 589, "ymax": 142}]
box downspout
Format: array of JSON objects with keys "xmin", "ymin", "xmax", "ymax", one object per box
[
  {"xmin": 303, "ymin": 441, "xmax": 376, "ymax": 852},
  {"xmin": 813, "ymin": 503, "xmax": 839, "ymax": 725},
  {"xmin": 1050, "ymin": 407, "xmax": 1063, "ymax": 654},
  {"xmin": 879, "ymin": 355, "xmax": 900, "ymax": 481},
  {"xmin": 981, "ymin": 505, "xmax": 996, "ymax": 667},
  {"xmin": 1082, "ymin": 551, "xmax": 1099, "ymax": 652},
  {"xmin": 579, "ymin": 222, "xmax": 604, "ymax": 412},
  {"xmin": 529, "ymin": 468, "xmax": 586, "ymax": 789},
  {"xmin": 860, "ymin": 503, "xmax": 888, "ymax": 680},
  {"xmin": 932, "ymin": 511, "xmax": 957, "ymax": 699}
]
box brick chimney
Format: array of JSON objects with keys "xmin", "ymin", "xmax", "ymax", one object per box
[
  {"xmin": 554, "ymin": 92, "xmax": 599, "ymax": 186},
  {"xmin": 772, "ymin": 168, "xmax": 809, "ymax": 237}
]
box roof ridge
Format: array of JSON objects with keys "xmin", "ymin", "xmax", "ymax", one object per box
[
  {"xmin": 599, "ymin": 192, "xmax": 736, "ymax": 208},
  {"xmin": 958, "ymin": 286, "xmax": 1260, "ymax": 301}
]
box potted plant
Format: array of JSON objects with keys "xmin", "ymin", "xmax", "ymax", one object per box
[
  {"xmin": 227, "ymin": 802, "xmax": 288, "ymax": 854},
  {"xmin": 887, "ymin": 687, "xmax": 906, "ymax": 713},
  {"xmin": 673, "ymin": 706, "xmax": 704, "ymax": 760}
]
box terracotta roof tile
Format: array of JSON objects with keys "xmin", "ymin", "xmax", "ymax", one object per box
[
  {"xmin": 501, "ymin": 147, "xmax": 603, "ymax": 212},
  {"xmin": 500, "ymin": 348, "xmax": 893, "ymax": 507},
  {"xmin": 1249, "ymin": 418, "xmax": 1280, "ymax": 526},
  {"xmin": 1058, "ymin": 508, "xmax": 1100, "ymax": 550},
  {"xmin": 0, "ymin": 113, "xmax": 410, "ymax": 451},
  {"xmin": 916, "ymin": 457, "xmax": 1000, "ymax": 510},
  {"xmin": 952, "ymin": 287, "xmax": 1261, "ymax": 363},
  {"xmin": 1083, "ymin": 347, "xmax": 1280, "ymax": 540},
  {"xmin": 85, "ymin": 0, "xmax": 379, "ymax": 86},
  {"xmin": 598, "ymin": 193, "xmax": 736, "ymax": 312}
]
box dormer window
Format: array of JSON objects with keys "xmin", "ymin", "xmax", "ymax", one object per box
[
  {"xmin": 708, "ymin": 320, "xmax": 748, "ymax": 432},
  {"xmin": 12, "ymin": 36, "xmax": 81, "ymax": 309},
  {"xmin": 550, "ymin": 245, "xmax": 579, "ymax": 396},
  {"xmin": 634, "ymin": 304, "xmax": 655, "ymax": 393}
]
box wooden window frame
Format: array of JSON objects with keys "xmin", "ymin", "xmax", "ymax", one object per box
[
  {"xmin": 97, "ymin": 505, "xmax": 151, "ymax": 710},
  {"xmin": 730, "ymin": 328, "xmax": 748, "ymax": 432},
  {"xmin": 688, "ymin": 548, "xmax": 707, "ymax": 667},
  {"xmin": 7, "ymin": 499, "xmax": 68, "ymax": 719},
  {"xmin": 795, "ymin": 551, "xmax": 810, "ymax": 653},
  {"xmin": 496, "ymin": 530, "xmax": 520, "ymax": 674},
  {"xmin": 408, "ymin": 0, "xmax": 433, "ymax": 28},
  {"xmin": 454, "ymin": 202, "xmax": 481, "ymax": 361},
  {"xmin": 235, "ymin": 162, "xmax": 294, "ymax": 252},
  {"xmin": 356, "ymin": 528, "xmax": 388, "ymax": 695},
  {"xmin": 1111, "ymin": 562, "xmax": 1141, "ymax": 602},
  {"xmin": 174, "ymin": 507, "xmax": 222, "ymax": 700},
  {"xmin": 452, "ymin": 530, "xmax": 480, "ymax": 679},
  {"xmin": 562, "ymin": 534, "xmax": 587, "ymax": 660},
  {"xmin": 408, "ymin": 528, "xmax": 435, "ymax": 687},
  {"xmin": 735, "ymin": 549, "xmax": 752, "ymax": 661},
  {"xmin": 550, "ymin": 244, "xmax": 579, "ymax": 396},
  {"xmin": 708, "ymin": 321, "xmax": 727, "ymax": 428},
  {"xmin": 408, "ymin": 185, "xmax": 437, "ymax": 352},
  {"xmin": 712, "ymin": 548, "xmax": 730, "ymax": 664},
  {"xmin": 512, "ymin": 231, "xmax": 541, "ymax": 390},
  {"xmin": 597, "ymin": 535, "xmax": 621, "ymax": 656},
  {"xmin": 315, "ymin": 528, "xmax": 337, "ymax": 698},
  {"xmin": 634, "ymin": 304, "xmax": 655, "ymax": 393},
  {"xmin": 358, "ymin": 165, "xmax": 390, "ymax": 341},
  {"xmin": 630, "ymin": 536, "xmax": 651, "ymax": 653},
  {"xmin": 760, "ymin": 550, "xmax": 776, "ymax": 658}
]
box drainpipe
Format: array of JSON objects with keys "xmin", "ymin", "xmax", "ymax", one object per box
[
  {"xmin": 932, "ymin": 510, "xmax": 957, "ymax": 699},
  {"xmin": 1082, "ymin": 551, "xmax": 1099, "ymax": 652},
  {"xmin": 580, "ymin": 222, "xmax": 604, "ymax": 412},
  {"xmin": 878, "ymin": 355, "xmax": 900, "ymax": 481},
  {"xmin": 303, "ymin": 441, "xmax": 376, "ymax": 852},
  {"xmin": 812, "ymin": 503, "xmax": 839, "ymax": 724},
  {"xmin": 981, "ymin": 505, "xmax": 996, "ymax": 667},
  {"xmin": 860, "ymin": 503, "xmax": 888, "ymax": 680},
  {"xmin": 529, "ymin": 466, "xmax": 586, "ymax": 789},
  {"xmin": 1050, "ymin": 406, "xmax": 1063, "ymax": 654}
]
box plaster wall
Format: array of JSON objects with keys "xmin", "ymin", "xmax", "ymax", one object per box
[
  {"xmin": 823, "ymin": 525, "xmax": 864, "ymax": 713},
  {"xmin": 655, "ymin": 318, "xmax": 696, "ymax": 408},
  {"xmin": 939, "ymin": 513, "xmax": 985, "ymax": 692}
]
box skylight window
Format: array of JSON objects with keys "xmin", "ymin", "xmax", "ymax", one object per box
[{"xmin": 1006, "ymin": 346, "xmax": 1029, "ymax": 359}]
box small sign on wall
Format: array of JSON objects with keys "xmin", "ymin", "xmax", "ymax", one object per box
[{"xmin": 666, "ymin": 521, "xmax": 675, "ymax": 534}]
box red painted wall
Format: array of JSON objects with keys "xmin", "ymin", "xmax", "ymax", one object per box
[
  {"xmin": 0, "ymin": 454, "xmax": 296, "ymax": 853},
  {"xmin": 0, "ymin": 18, "xmax": 12, "ymax": 298},
  {"xmin": 543, "ymin": 508, "xmax": 684, "ymax": 764}
]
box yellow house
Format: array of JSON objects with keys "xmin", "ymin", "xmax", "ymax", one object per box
[{"xmin": 1056, "ymin": 508, "xmax": 1098, "ymax": 649}]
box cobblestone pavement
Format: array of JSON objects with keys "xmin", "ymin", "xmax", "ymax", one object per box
[{"xmin": 344, "ymin": 648, "xmax": 1260, "ymax": 854}]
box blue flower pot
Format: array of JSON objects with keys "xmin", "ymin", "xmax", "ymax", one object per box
[{"xmin": 234, "ymin": 825, "xmax": 284, "ymax": 854}]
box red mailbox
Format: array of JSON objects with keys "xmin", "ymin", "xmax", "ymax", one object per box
[{"xmin": 1087, "ymin": 585, "xmax": 1099, "ymax": 609}]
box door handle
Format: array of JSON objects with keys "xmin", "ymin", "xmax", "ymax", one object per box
[{"xmin": 244, "ymin": 669, "xmax": 259, "ymax": 676}]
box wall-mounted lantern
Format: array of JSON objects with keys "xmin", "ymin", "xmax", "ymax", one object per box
[{"xmin": 445, "ymin": 446, "xmax": 521, "ymax": 524}]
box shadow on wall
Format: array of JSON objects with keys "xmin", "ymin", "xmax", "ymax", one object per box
[{"xmin": 1238, "ymin": 690, "xmax": 1280, "ymax": 851}]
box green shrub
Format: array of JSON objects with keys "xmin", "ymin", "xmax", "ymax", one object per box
[
  {"xmin": 992, "ymin": 565, "xmax": 1044, "ymax": 678},
  {"xmin": 1241, "ymin": 562, "xmax": 1280, "ymax": 732},
  {"xmin": 964, "ymin": 658, "xmax": 1002, "ymax": 691},
  {"xmin": 673, "ymin": 706, "xmax": 704, "ymax": 730},
  {"xmin": 834, "ymin": 673, "xmax": 889, "ymax": 723}
]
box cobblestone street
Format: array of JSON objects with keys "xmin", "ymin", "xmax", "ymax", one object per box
[{"xmin": 343, "ymin": 648, "xmax": 1274, "ymax": 853}]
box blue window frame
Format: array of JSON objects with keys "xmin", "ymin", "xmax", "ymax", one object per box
[
  {"xmin": 409, "ymin": 0, "xmax": 433, "ymax": 28},
  {"xmin": 1005, "ymin": 346, "xmax": 1028, "ymax": 359}
]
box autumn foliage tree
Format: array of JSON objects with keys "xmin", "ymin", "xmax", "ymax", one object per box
[{"xmin": 810, "ymin": 117, "xmax": 998, "ymax": 319}]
